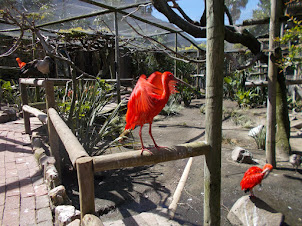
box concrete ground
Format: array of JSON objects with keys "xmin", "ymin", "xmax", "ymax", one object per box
[{"xmin": 68, "ymin": 99, "xmax": 301, "ymax": 226}]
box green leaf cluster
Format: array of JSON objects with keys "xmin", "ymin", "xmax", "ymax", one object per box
[
  {"xmin": 276, "ymin": 17, "xmax": 302, "ymax": 71},
  {"xmin": 57, "ymin": 79, "xmax": 124, "ymax": 155}
]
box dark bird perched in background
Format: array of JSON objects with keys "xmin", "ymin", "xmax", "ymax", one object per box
[
  {"xmin": 289, "ymin": 154, "xmax": 301, "ymax": 172},
  {"xmin": 16, "ymin": 56, "xmax": 54, "ymax": 78}
]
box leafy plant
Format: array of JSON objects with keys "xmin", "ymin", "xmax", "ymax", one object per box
[
  {"xmin": 224, "ymin": 70, "xmax": 267, "ymax": 108},
  {"xmin": 287, "ymin": 96, "xmax": 302, "ymax": 112},
  {"xmin": 58, "ymin": 79, "xmax": 125, "ymax": 155},
  {"xmin": 0, "ymin": 79, "xmax": 21, "ymax": 109},
  {"xmin": 161, "ymin": 96, "xmax": 183, "ymax": 116},
  {"xmin": 248, "ymin": 125, "xmax": 266, "ymax": 150},
  {"xmin": 275, "ymin": 17, "xmax": 302, "ymax": 72}
]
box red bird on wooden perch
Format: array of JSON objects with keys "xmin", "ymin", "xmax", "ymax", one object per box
[
  {"xmin": 125, "ymin": 71, "xmax": 180, "ymax": 154},
  {"xmin": 240, "ymin": 164, "xmax": 273, "ymax": 197}
]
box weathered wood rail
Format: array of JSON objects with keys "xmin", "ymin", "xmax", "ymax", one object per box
[
  {"xmin": 19, "ymin": 78, "xmax": 212, "ymax": 225},
  {"xmin": 245, "ymin": 79, "xmax": 302, "ymax": 88}
]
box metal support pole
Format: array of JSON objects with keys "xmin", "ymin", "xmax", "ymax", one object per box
[
  {"xmin": 197, "ymin": 50, "xmax": 200, "ymax": 89},
  {"xmin": 174, "ymin": 33, "xmax": 178, "ymax": 77},
  {"xmin": 114, "ymin": 11, "xmax": 121, "ymax": 104}
]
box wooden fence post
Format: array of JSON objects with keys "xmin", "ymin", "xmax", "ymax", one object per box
[
  {"xmin": 76, "ymin": 157, "xmax": 95, "ymax": 219},
  {"xmin": 266, "ymin": 0, "xmax": 281, "ymax": 168},
  {"xmin": 45, "ymin": 80, "xmax": 61, "ymax": 174},
  {"xmin": 20, "ymin": 82, "xmax": 31, "ymax": 134},
  {"xmin": 204, "ymin": 0, "xmax": 224, "ymax": 225}
]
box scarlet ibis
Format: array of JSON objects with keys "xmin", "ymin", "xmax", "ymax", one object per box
[
  {"xmin": 16, "ymin": 56, "xmax": 53, "ymax": 77},
  {"xmin": 125, "ymin": 71, "xmax": 179, "ymax": 154},
  {"xmin": 240, "ymin": 164, "xmax": 273, "ymax": 197}
]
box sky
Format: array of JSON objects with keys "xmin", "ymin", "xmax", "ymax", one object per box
[{"xmin": 152, "ymin": 0, "xmax": 260, "ymax": 24}]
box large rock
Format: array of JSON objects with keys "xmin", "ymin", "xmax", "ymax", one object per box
[
  {"xmin": 227, "ymin": 195, "xmax": 284, "ymax": 225},
  {"xmin": 44, "ymin": 163, "xmax": 61, "ymax": 189},
  {"xmin": 55, "ymin": 205, "xmax": 80, "ymax": 226},
  {"xmin": 232, "ymin": 147, "xmax": 254, "ymax": 164},
  {"xmin": 0, "ymin": 108, "xmax": 17, "ymax": 123},
  {"xmin": 49, "ymin": 185, "xmax": 71, "ymax": 207}
]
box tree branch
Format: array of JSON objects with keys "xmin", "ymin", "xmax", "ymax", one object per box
[
  {"xmin": 125, "ymin": 20, "xmax": 205, "ymax": 64},
  {"xmin": 224, "ymin": 5, "xmax": 233, "ymax": 25},
  {"xmin": 152, "ymin": 0, "xmax": 264, "ymax": 57}
]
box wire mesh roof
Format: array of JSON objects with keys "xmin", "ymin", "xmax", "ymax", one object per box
[{"xmin": 0, "ymin": 0, "xmax": 202, "ymax": 51}]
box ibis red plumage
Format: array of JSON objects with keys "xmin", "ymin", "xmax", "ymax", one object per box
[
  {"xmin": 240, "ymin": 164, "xmax": 273, "ymax": 196},
  {"xmin": 125, "ymin": 71, "xmax": 179, "ymax": 154}
]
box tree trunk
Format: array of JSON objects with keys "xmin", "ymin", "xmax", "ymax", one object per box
[
  {"xmin": 266, "ymin": 0, "xmax": 282, "ymax": 168},
  {"xmin": 204, "ymin": 0, "xmax": 224, "ymax": 225},
  {"xmin": 276, "ymin": 70, "xmax": 291, "ymax": 159}
]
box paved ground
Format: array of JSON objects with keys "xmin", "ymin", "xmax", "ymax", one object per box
[{"xmin": 0, "ymin": 118, "xmax": 53, "ymax": 226}]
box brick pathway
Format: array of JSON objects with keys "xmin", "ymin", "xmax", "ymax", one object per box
[{"xmin": 0, "ymin": 119, "xmax": 53, "ymax": 226}]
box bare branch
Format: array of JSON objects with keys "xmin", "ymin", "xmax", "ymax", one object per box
[
  {"xmin": 121, "ymin": 3, "xmax": 152, "ymax": 20},
  {"xmin": 125, "ymin": 20, "xmax": 205, "ymax": 64},
  {"xmin": 225, "ymin": 52, "xmax": 264, "ymax": 71},
  {"xmin": 170, "ymin": 0, "xmax": 198, "ymax": 25},
  {"xmin": 152, "ymin": 0, "xmax": 264, "ymax": 57},
  {"xmin": 0, "ymin": 29, "xmax": 24, "ymax": 58},
  {"xmin": 224, "ymin": 5, "xmax": 233, "ymax": 25}
]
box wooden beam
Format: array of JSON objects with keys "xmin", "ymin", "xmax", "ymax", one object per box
[
  {"xmin": 22, "ymin": 105, "xmax": 47, "ymax": 124},
  {"xmin": 93, "ymin": 141, "xmax": 210, "ymax": 172},
  {"xmin": 44, "ymin": 81, "xmax": 62, "ymax": 175},
  {"xmin": 168, "ymin": 157, "xmax": 193, "ymax": 219},
  {"xmin": 204, "ymin": 0, "xmax": 224, "ymax": 225},
  {"xmin": 19, "ymin": 78, "xmax": 46, "ymax": 86},
  {"xmin": 114, "ymin": 11, "xmax": 121, "ymax": 103},
  {"xmin": 29, "ymin": 102, "xmax": 46, "ymax": 110},
  {"xmin": 76, "ymin": 157, "xmax": 95, "ymax": 219},
  {"xmin": 245, "ymin": 79, "xmax": 302, "ymax": 88},
  {"xmin": 48, "ymin": 108, "xmax": 89, "ymax": 167},
  {"xmin": 20, "ymin": 82, "xmax": 31, "ymax": 134}
]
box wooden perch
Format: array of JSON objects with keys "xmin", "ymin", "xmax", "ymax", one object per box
[
  {"xmin": 22, "ymin": 105, "xmax": 47, "ymax": 124},
  {"xmin": 48, "ymin": 108, "xmax": 89, "ymax": 166},
  {"xmin": 93, "ymin": 141, "xmax": 210, "ymax": 172},
  {"xmin": 168, "ymin": 157, "xmax": 193, "ymax": 219},
  {"xmin": 19, "ymin": 78, "xmax": 46, "ymax": 87}
]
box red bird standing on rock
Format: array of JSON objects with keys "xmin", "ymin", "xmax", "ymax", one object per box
[
  {"xmin": 125, "ymin": 71, "xmax": 179, "ymax": 154},
  {"xmin": 240, "ymin": 164, "xmax": 273, "ymax": 197}
]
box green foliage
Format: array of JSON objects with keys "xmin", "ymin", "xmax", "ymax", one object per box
[
  {"xmin": 0, "ymin": 80, "xmax": 21, "ymax": 108},
  {"xmin": 224, "ymin": 70, "xmax": 267, "ymax": 108},
  {"xmin": 275, "ymin": 17, "xmax": 302, "ymax": 71},
  {"xmin": 248, "ymin": 0, "xmax": 270, "ymax": 36},
  {"xmin": 161, "ymin": 96, "xmax": 183, "ymax": 116},
  {"xmin": 57, "ymin": 27, "xmax": 91, "ymax": 40},
  {"xmin": 287, "ymin": 96, "xmax": 302, "ymax": 112},
  {"xmin": 174, "ymin": 61, "xmax": 198, "ymax": 106},
  {"xmin": 57, "ymin": 80, "xmax": 124, "ymax": 155},
  {"xmin": 250, "ymin": 126, "xmax": 266, "ymax": 150}
]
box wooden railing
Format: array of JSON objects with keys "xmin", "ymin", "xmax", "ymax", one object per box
[{"xmin": 19, "ymin": 78, "xmax": 213, "ymax": 224}]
